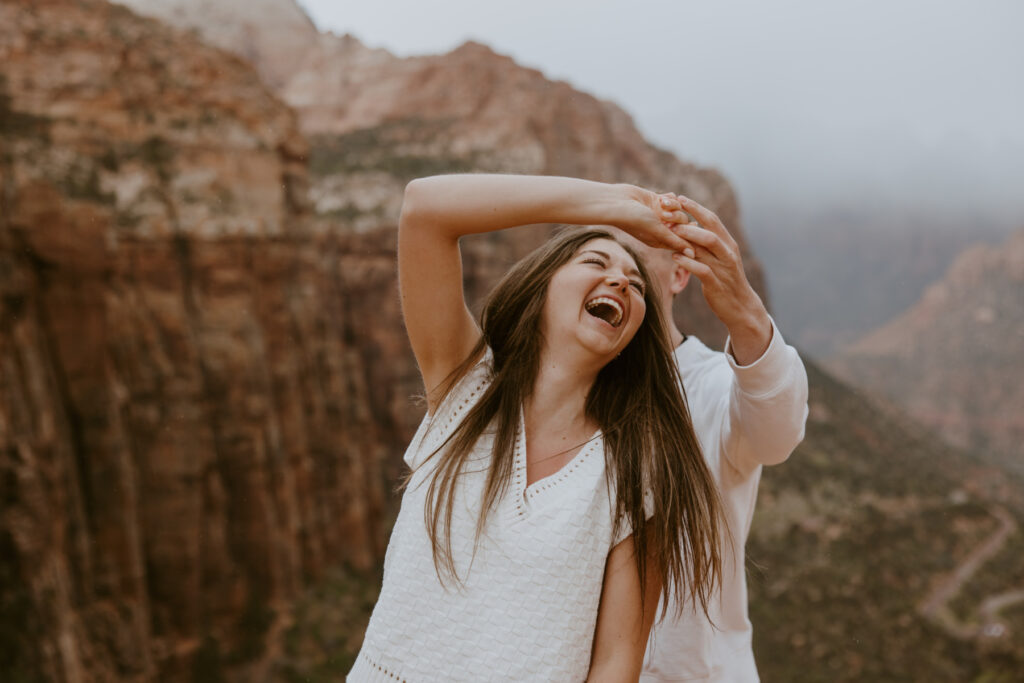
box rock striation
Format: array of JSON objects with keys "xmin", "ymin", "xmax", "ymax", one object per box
[
  {"xmin": 832, "ymin": 228, "xmax": 1024, "ymax": 463},
  {"xmin": 0, "ymin": 1, "xmax": 396, "ymax": 679}
]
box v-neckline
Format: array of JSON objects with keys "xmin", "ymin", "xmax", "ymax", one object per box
[{"xmin": 515, "ymin": 407, "xmax": 602, "ymax": 497}]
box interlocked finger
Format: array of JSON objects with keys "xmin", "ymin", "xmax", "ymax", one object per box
[
  {"xmin": 660, "ymin": 209, "xmax": 690, "ymax": 224},
  {"xmin": 658, "ymin": 195, "xmax": 689, "ymax": 226},
  {"xmin": 659, "ymin": 194, "xmax": 683, "ymax": 211},
  {"xmin": 674, "ymin": 195, "xmax": 739, "ymax": 252},
  {"xmin": 652, "ymin": 223, "xmax": 695, "ymax": 255},
  {"xmin": 674, "ymin": 240, "xmax": 716, "ymax": 266},
  {"xmin": 672, "ymin": 253, "xmax": 715, "ymax": 281},
  {"xmin": 674, "ymin": 221, "xmax": 732, "ymax": 262}
]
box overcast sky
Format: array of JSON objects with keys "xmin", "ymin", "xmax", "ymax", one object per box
[{"xmin": 297, "ymin": 0, "xmax": 1023, "ymax": 220}]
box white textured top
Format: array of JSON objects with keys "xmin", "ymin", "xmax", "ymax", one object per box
[
  {"xmin": 349, "ymin": 352, "xmax": 631, "ymax": 682},
  {"xmin": 641, "ymin": 322, "xmax": 809, "ymax": 682}
]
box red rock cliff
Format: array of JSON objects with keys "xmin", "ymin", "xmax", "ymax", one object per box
[{"xmin": 0, "ymin": 1, "xmax": 397, "ymax": 679}]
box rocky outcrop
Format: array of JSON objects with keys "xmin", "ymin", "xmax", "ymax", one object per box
[
  {"xmin": 118, "ymin": 0, "xmax": 767, "ymax": 347},
  {"xmin": 0, "ymin": 1, "xmax": 398, "ymax": 679},
  {"xmin": 750, "ymin": 207, "xmax": 1015, "ymax": 357},
  {"xmin": 290, "ymin": 37, "xmax": 766, "ymax": 345},
  {"xmin": 831, "ymin": 228, "xmax": 1024, "ymax": 462},
  {"xmin": 114, "ymin": 0, "xmax": 320, "ymax": 89}
]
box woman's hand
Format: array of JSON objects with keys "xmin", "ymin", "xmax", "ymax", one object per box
[{"xmin": 612, "ymin": 185, "xmax": 696, "ymax": 256}]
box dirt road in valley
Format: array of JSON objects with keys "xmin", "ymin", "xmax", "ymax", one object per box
[{"xmin": 918, "ymin": 505, "xmax": 1020, "ymax": 640}]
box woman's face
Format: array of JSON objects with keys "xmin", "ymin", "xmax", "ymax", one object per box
[{"xmin": 541, "ymin": 238, "xmax": 647, "ymax": 363}]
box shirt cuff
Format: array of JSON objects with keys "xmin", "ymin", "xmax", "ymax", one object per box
[{"xmin": 724, "ymin": 317, "xmax": 796, "ymax": 398}]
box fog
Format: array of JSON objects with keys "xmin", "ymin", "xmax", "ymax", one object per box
[{"xmin": 299, "ymin": 0, "xmax": 1024, "ymax": 219}]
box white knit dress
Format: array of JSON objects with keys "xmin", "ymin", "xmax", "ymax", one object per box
[{"xmin": 348, "ymin": 353, "xmax": 629, "ymax": 682}]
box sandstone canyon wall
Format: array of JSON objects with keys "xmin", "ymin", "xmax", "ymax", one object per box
[{"xmin": 1, "ymin": 1, "xmax": 396, "ymax": 679}]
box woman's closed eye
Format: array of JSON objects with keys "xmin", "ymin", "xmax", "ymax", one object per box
[{"xmin": 582, "ymin": 257, "xmax": 644, "ymax": 294}]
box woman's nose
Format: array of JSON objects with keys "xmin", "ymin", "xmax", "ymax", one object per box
[{"xmin": 606, "ymin": 273, "xmax": 628, "ymax": 290}]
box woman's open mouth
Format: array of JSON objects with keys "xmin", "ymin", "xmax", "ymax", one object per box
[{"xmin": 584, "ymin": 296, "xmax": 624, "ymax": 328}]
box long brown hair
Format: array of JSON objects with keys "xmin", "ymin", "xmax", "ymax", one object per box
[{"xmin": 420, "ymin": 227, "xmax": 723, "ymax": 617}]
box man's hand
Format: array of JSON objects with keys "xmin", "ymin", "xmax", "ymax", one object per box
[{"xmin": 667, "ymin": 194, "xmax": 772, "ymax": 365}]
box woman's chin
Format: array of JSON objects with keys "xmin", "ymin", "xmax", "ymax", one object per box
[
  {"xmin": 541, "ymin": 320, "xmax": 634, "ymax": 368},
  {"xmin": 576, "ymin": 331, "xmax": 630, "ymax": 366}
]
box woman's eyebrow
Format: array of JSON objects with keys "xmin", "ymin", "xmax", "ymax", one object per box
[{"xmin": 579, "ymin": 249, "xmax": 642, "ymax": 277}]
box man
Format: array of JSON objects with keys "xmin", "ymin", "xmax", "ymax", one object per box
[{"xmin": 612, "ymin": 192, "xmax": 808, "ymax": 682}]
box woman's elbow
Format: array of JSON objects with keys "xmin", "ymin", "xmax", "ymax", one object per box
[
  {"xmin": 400, "ymin": 176, "xmax": 458, "ymax": 239},
  {"xmin": 399, "ymin": 177, "xmax": 430, "ymax": 227}
]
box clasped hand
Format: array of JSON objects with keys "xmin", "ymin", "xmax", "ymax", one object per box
[{"xmin": 624, "ymin": 188, "xmax": 772, "ymax": 363}]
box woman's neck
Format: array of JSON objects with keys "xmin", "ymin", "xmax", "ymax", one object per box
[{"xmin": 525, "ymin": 351, "xmax": 598, "ymax": 435}]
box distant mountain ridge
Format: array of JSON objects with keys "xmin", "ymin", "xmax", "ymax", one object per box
[
  {"xmin": 831, "ymin": 228, "xmax": 1024, "ymax": 464},
  {"xmin": 749, "ymin": 204, "xmax": 1017, "ymax": 357}
]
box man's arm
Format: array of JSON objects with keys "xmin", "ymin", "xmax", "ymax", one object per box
[
  {"xmin": 722, "ymin": 320, "xmax": 809, "ymax": 473},
  {"xmin": 667, "ymin": 194, "xmax": 808, "ymax": 473}
]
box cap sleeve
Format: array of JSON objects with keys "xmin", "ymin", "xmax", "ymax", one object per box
[
  {"xmin": 611, "ymin": 487, "xmax": 656, "ymax": 547},
  {"xmin": 402, "ymin": 349, "xmax": 494, "ymax": 469}
]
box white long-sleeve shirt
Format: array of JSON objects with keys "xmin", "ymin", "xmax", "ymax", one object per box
[{"xmin": 642, "ymin": 321, "xmax": 809, "ymax": 682}]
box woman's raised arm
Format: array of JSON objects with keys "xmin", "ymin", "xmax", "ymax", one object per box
[{"xmin": 397, "ymin": 174, "xmax": 692, "ymax": 411}]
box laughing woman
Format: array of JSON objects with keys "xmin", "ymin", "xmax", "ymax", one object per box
[{"xmin": 348, "ymin": 175, "xmax": 723, "ymax": 682}]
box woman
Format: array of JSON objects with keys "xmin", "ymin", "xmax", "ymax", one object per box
[{"xmin": 348, "ymin": 174, "xmax": 723, "ymax": 682}]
